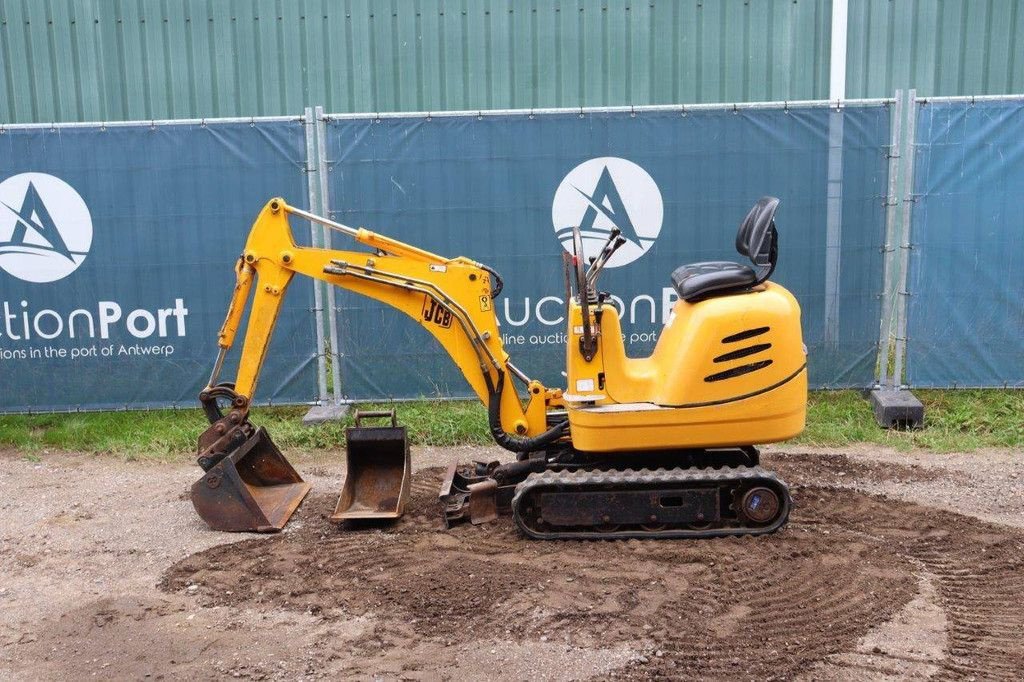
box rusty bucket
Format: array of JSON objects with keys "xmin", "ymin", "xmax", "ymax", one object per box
[
  {"xmin": 191, "ymin": 426, "xmax": 311, "ymax": 532},
  {"xmin": 331, "ymin": 410, "xmax": 411, "ymax": 522}
]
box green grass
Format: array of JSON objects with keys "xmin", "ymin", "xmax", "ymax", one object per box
[
  {"xmin": 0, "ymin": 390, "xmax": 1021, "ymax": 461},
  {"xmin": 797, "ymin": 389, "xmax": 1024, "ymax": 452},
  {"xmin": 0, "ymin": 401, "xmax": 489, "ymax": 461}
]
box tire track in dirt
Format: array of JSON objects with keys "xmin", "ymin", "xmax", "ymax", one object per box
[
  {"xmin": 160, "ymin": 455, "xmax": 1024, "ymax": 679},
  {"xmin": 157, "ymin": 467, "xmax": 913, "ymax": 678},
  {"xmin": 774, "ymin": 453, "xmax": 1024, "ymax": 681},
  {"xmin": 915, "ymin": 542, "xmax": 1024, "ymax": 680},
  {"xmin": 6, "ymin": 449, "xmax": 1020, "ymax": 679}
]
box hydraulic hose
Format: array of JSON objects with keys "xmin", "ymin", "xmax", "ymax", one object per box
[
  {"xmin": 486, "ymin": 371, "xmax": 569, "ymax": 453},
  {"xmin": 481, "ymin": 263, "xmax": 504, "ymax": 299}
]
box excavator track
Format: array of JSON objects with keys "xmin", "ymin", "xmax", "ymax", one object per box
[{"xmin": 511, "ymin": 465, "xmax": 790, "ymax": 540}]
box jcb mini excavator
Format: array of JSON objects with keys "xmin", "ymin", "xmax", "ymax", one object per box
[{"xmin": 192, "ymin": 196, "xmax": 806, "ymax": 539}]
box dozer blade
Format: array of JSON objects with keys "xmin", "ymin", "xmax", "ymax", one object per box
[
  {"xmin": 438, "ymin": 461, "xmax": 506, "ymax": 527},
  {"xmin": 331, "ymin": 410, "xmax": 411, "ymax": 522},
  {"xmin": 191, "ymin": 427, "xmax": 311, "ymax": 532}
]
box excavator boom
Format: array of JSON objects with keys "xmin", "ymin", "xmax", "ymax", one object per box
[{"xmin": 192, "ymin": 198, "xmax": 564, "ymax": 532}]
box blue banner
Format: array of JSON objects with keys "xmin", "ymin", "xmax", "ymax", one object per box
[
  {"xmin": 0, "ymin": 120, "xmax": 318, "ymax": 412},
  {"xmin": 907, "ymin": 100, "xmax": 1024, "ymax": 387},
  {"xmin": 325, "ymin": 105, "xmax": 891, "ymax": 398}
]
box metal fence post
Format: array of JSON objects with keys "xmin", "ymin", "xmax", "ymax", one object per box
[
  {"xmin": 867, "ymin": 89, "xmax": 924, "ymax": 428},
  {"xmin": 892, "ymin": 89, "xmax": 918, "ymax": 389},
  {"xmin": 303, "ymin": 108, "xmax": 328, "ymax": 402},
  {"xmin": 301, "ymin": 106, "xmax": 348, "ymax": 423},
  {"xmin": 316, "ymin": 106, "xmax": 345, "ymax": 408},
  {"xmin": 876, "ymin": 90, "xmax": 904, "ymax": 388}
]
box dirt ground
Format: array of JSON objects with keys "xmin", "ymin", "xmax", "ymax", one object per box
[{"xmin": 1, "ymin": 444, "xmax": 1023, "ymax": 680}]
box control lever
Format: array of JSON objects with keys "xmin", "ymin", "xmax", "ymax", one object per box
[
  {"xmin": 571, "ymin": 226, "xmax": 598, "ymax": 362},
  {"xmin": 585, "ymin": 228, "xmax": 627, "ymax": 288}
]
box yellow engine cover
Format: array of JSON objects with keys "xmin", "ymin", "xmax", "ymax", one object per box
[{"xmin": 565, "ymin": 282, "xmax": 807, "ymax": 452}]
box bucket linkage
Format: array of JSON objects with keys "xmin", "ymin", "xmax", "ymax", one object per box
[{"xmin": 191, "ymin": 384, "xmax": 311, "ymax": 532}]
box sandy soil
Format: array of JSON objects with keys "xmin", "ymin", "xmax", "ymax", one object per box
[{"xmin": 1, "ymin": 444, "xmax": 1022, "ymax": 680}]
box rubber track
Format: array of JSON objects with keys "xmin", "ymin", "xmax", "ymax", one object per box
[{"xmin": 511, "ymin": 465, "xmax": 791, "ymax": 540}]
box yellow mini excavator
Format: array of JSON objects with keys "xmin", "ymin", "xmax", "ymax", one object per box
[{"xmin": 191, "ymin": 197, "xmax": 806, "ymax": 539}]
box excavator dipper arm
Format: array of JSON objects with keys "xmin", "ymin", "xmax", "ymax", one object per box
[
  {"xmin": 198, "ymin": 198, "xmax": 564, "ymax": 470},
  {"xmin": 192, "ymin": 198, "xmax": 568, "ymax": 532}
]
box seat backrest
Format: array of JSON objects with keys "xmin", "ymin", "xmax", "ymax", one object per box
[{"xmin": 735, "ymin": 196, "xmax": 780, "ymax": 284}]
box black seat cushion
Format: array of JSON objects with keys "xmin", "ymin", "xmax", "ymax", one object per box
[{"xmin": 671, "ymin": 261, "xmax": 758, "ymax": 302}]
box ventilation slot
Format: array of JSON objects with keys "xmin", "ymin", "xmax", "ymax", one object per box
[
  {"xmin": 722, "ymin": 326, "xmax": 770, "ymax": 343},
  {"xmin": 704, "ymin": 360, "xmax": 773, "ymax": 382},
  {"xmin": 713, "ymin": 343, "xmax": 771, "ymax": 363}
]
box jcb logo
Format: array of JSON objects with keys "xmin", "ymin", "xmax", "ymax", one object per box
[{"xmin": 422, "ymin": 296, "xmax": 452, "ymax": 329}]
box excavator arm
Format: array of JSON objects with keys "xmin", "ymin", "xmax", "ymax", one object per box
[
  {"xmin": 191, "ymin": 198, "xmax": 570, "ymax": 531},
  {"xmin": 197, "ymin": 199, "xmax": 566, "ymax": 479}
]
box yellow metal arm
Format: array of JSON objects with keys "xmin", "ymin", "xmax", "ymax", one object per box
[{"xmin": 209, "ymin": 198, "xmax": 555, "ymax": 441}]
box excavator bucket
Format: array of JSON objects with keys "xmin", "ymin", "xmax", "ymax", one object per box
[
  {"xmin": 191, "ymin": 427, "xmax": 311, "ymax": 532},
  {"xmin": 331, "ymin": 410, "xmax": 411, "ymax": 522}
]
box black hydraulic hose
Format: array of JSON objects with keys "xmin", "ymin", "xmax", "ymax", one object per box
[
  {"xmin": 492, "ymin": 457, "xmax": 547, "ymax": 484},
  {"xmin": 486, "ymin": 371, "xmax": 569, "ymax": 453},
  {"xmin": 199, "ymin": 382, "xmax": 240, "ymax": 423},
  {"xmin": 481, "ymin": 263, "xmax": 504, "ymax": 299}
]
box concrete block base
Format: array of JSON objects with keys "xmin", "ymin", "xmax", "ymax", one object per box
[
  {"xmin": 868, "ymin": 388, "xmax": 925, "ymax": 430},
  {"xmin": 302, "ymin": 403, "xmax": 350, "ymax": 425}
]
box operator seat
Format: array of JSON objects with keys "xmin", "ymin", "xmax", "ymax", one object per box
[{"xmin": 670, "ymin": 196, "xmax": 780, "ymax": 302}]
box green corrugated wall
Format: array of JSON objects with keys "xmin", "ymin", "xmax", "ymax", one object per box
[
  {"xmin": 847, "ymin": 0, "xmax": 1024, "ymax": 98},
  {"xmin": 1, "ymin": 0, "xmax": 1022, "ymax": 124}
]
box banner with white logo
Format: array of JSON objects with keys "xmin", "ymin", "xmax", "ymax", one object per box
[
  {"xmin": 324, "ymin": 106, "xmax": 891, "ymax": 398},
  {"xmin": 0, "ymin": 121, "xmax": 318, "ymax": 412}
]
